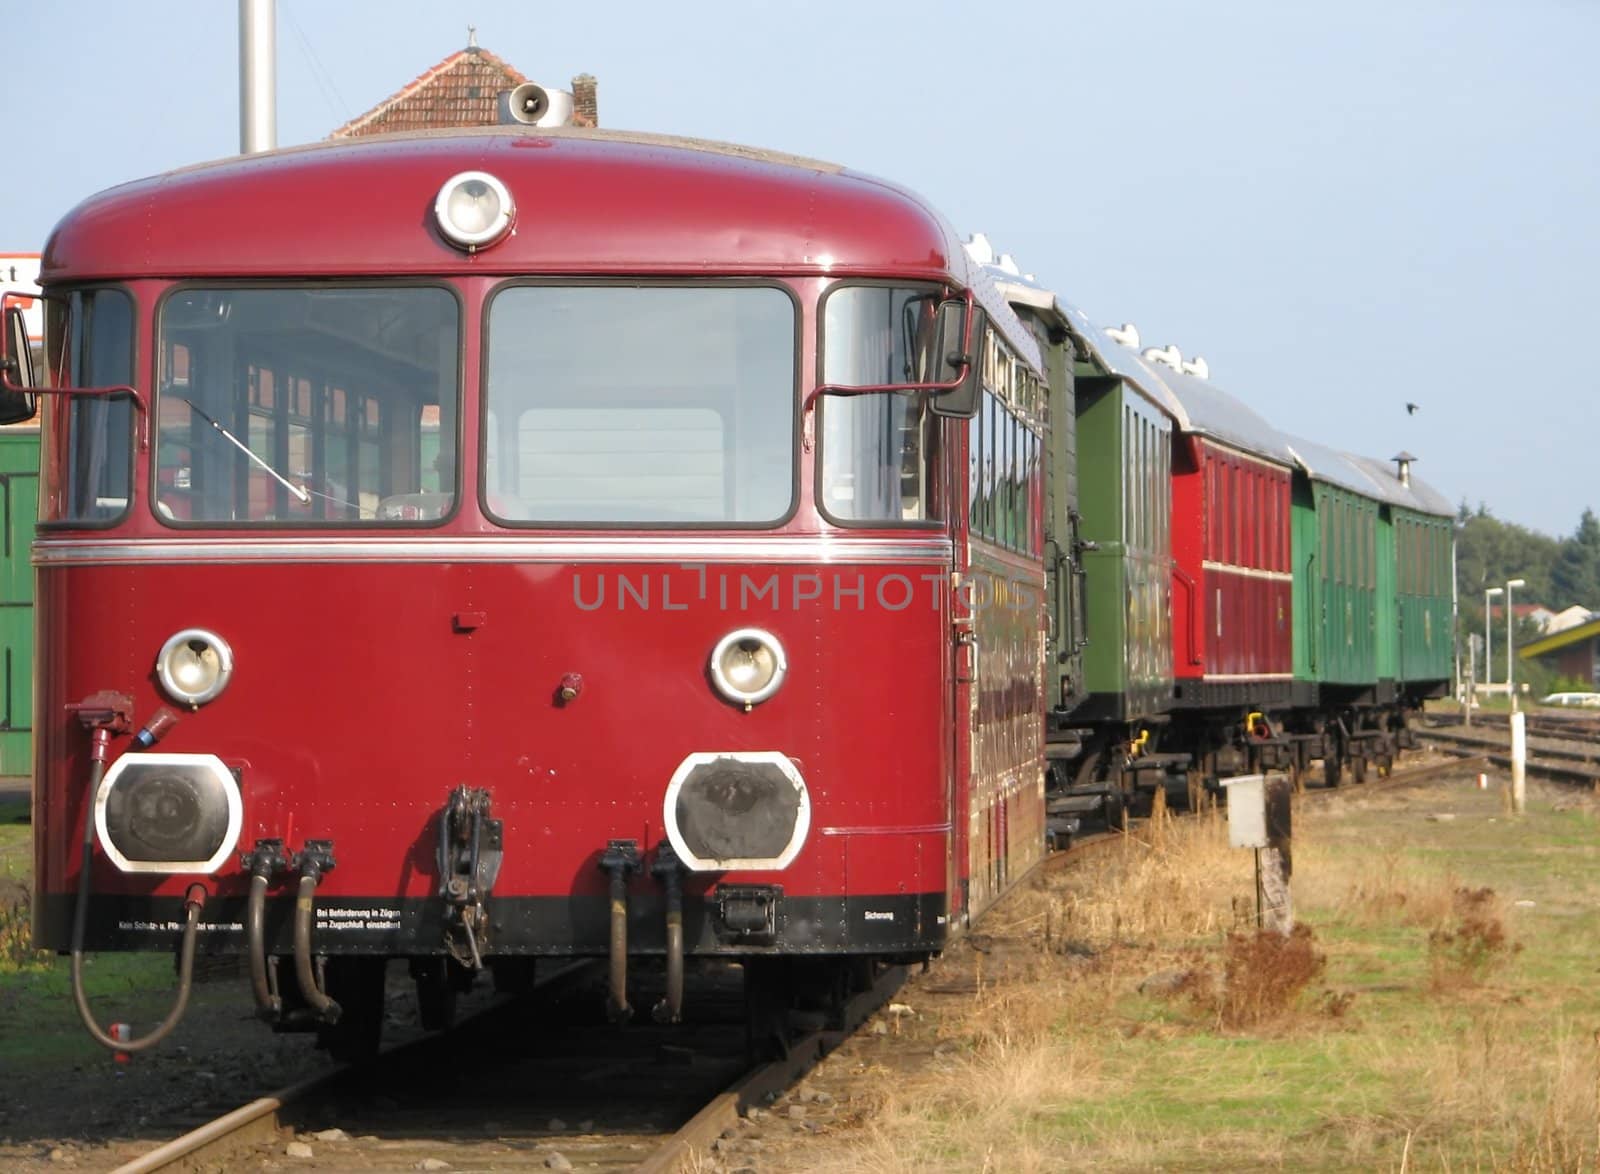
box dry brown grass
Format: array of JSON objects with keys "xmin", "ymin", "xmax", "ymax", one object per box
[
  {"xmin": 790, "ymin": 998, "xmax": 1101, "ymax": 1173},
  {"xmin": 1427, "ymin": 886, "xmax": 1521, "ymax": 993},
  {"xmin": 0, "ymin": 890, "xmax": 47, "ymax": 973},
  {"xmin": 1180, "ymin": 924, "xmax": 1329, "ymax": 1029},
  {"xmin": 1040, "ymin": 798, "xmax": 1253, "ymax": 950}
]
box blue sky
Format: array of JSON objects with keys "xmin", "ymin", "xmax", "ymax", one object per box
[{"xmin": 6, "ymin": 0, "xmax": 1595, "ymax": 538}]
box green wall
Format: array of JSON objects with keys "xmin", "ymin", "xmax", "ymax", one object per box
[{"xmin": 0, "ymin": 428, "xmax": 37, "ymax": 776}]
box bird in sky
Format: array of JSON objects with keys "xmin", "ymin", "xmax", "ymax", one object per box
[{"xmin": 1406, "ymin": 402, "xmax": 1420, "ymax": 415}]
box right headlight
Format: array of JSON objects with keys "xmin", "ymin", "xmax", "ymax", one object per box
[
  {"xmin": 709, "ymin": 628, "xmax": 787, "ymax": 709},
  {"xmin": 155, "ymin": 628, "xmax": 234, "ymax": 708}
]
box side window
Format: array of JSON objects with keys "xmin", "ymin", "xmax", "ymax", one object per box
[
  {"xmin": 42, "ymin": 288, "xmax": 135, "ymax": 525},
  {"xmin": 820, "ymin": 284, "xmax": 940, "ymax": 524}
]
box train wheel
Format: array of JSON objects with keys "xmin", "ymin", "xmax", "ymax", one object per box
[
  {"xmin": 317, "ymin": 956, "xmax": 387, "ymax": 1062},
  {"xmin": 411, "ymin": 957, "xmax": 458, "ymax": 1031},
  {"xmin": 1103, "ymin": 787, "xmax": 1127, "ymax": 831},
  {"xmin": 743, "ymin": 958, "xmax": 795, "ymax": 1062}
]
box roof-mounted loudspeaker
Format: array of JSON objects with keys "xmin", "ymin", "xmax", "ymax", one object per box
[{"xmin": 498, "ymin": 83, "xmax": 575, "ymax": 128}]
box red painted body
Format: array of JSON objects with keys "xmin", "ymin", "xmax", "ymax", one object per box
[
  {"xmin": 32, "ymin": 129, "xmax": 1046, "ymax": 961},
  {"xmin": 1170, "ymin": 436, "xmax": 1292, "ymax": 686}
]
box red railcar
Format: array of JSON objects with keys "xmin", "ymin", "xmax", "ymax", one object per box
[
  {"xmin": 1163, "ymin": 368, "xmax": 1295, "ymax": 774},
  {"xmin": 13, "ymin": 128, "xmax": 1050, "ymax": 1054}
]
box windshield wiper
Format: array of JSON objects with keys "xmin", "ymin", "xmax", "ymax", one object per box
[{"xmin": 170, "ymin": 394, "xmax": 310, "ymax": 505}]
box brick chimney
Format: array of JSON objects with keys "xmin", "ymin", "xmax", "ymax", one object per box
[{"xmin": 571, "ymin": 73, "xmax": 599, "ymax": 127}]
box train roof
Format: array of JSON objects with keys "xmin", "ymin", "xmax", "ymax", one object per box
[
  {"xmin": 1136, "ymin": 363, "xmax": 1295, "ymax": 468},
  {"xmin": 42, "ymin": 125, "xmax": 1041, "ymax": 376},
  {"xmin": 44, "ymin": 126, "xmax": 962, "ymax": 284},
  {"xmin": 975, "ymin": 241, "xmax": 1453, "ymax": 516},
  {"xmin": 1283, "ymin": 435, "xmax": 1453, "ymax": 516},
  {"xmin": 980, "ymin": 257, "xmax": 1188, "ymax": 425}
]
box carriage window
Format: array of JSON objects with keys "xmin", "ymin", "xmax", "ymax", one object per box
[
  {"xmin": 485, "ymin": 285, "xmax": 794, "ymax": 525},
  {"xmin": 819, "ymin": 284, "xmax": 942, "ymax": 523},
  {"xmin": 154, "ymin": 287, "xmax": 459, "ymax": 526},
  {"xmin": 41, "ymin": 289, "xmax": 135, "ymax": 525}
]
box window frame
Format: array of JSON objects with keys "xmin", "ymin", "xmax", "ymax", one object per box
[
  {"xmin": 149, "ymin": 280, "xmax": 466, "ymax": 531},
  {"xmin": 38, "ymin": 283, "xmax": 139, "ymax": 533},
  {"xmin": 483, "ymin": 277, "xmax": 802, "ymax": 531},
  {"xmin": 814, "ymin": 278, "xmax": 949, "ymax": 531}
]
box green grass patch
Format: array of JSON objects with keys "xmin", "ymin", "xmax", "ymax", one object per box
[{"xmin": 801, "ymin": 779, "xmax": 1600, "ymax": 1172}]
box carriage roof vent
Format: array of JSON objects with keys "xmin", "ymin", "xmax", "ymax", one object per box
[
  {"xmin": 1105, "ymin": 323, "xmax": 1140, "ymax": 349},
  {"xmin": 963, "ymin": 233, "xmax": 996, "ymax": 265},
  {"xmin": 1391, "ymin": 451, "xmax": 1416, "ymax": 488},
  {"xmin": 1142, "ymin": 344, "xmax": 1183, "ymax": 370}
]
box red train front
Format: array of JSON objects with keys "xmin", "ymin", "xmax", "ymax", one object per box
[{"xmin": 19, "ymin": 129, "xmax": 1047, "ymax": 1053}]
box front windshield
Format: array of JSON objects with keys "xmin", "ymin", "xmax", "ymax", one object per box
[
  {"xmin": 155, "ymin": 287, "xmax": 459, "ymax": 525},
  {"xmin": 484, "ymin": 285, "xmax": 795, "ymax": 525}
]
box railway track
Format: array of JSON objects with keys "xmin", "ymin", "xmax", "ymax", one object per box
[
  {"xmin": 112, "ymin": 960, "xmax": 904, "ymax": 1174},
  {"xmin": 1417, "ymin": 720, "xmax": 1600, "ymax": 788},
  {"xmin": 109, "ymin": 740, "xmax": 1556, "ymax": 1174}
]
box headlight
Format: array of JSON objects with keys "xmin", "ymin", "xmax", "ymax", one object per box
[
  {"xmin": 433, "ymin": 170, "xmax": 514, "ymax": 250},
  {"xmin": 95, "ymin": 753, "xmax": 242, "ymax": 874},
  {"xmin": 709, "ymin": 628, "xmax": 787, "ymax": 708},
  {"xmin": 155, "ymin": 628, "xmax": 234, "ymax": 708}
]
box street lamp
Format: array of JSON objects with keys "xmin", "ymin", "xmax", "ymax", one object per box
[
  {"xmin": 1484, "ymin": 587, "xmax": 1502, "ymax": 696},
  {"xmin": 1506, "ymin": 577, "xmax": 1527, "ymax": 710}
]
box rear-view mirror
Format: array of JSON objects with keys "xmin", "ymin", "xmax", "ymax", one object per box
[
  {"xmin": 929, "ymin": 301, "xmax": 982, "ymax": 419},
  {"xmin": 0, "ymin": 304, "xmax": 37, "ymax": 425}
]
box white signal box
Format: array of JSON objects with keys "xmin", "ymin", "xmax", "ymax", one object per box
[{"xmin": 1221, "ymin": 774, "xmax": 1267, "ymax": 849}]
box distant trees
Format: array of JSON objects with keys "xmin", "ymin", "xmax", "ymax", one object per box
[
  {"xmin": 1454, "ymin": 505, "xmax": 1600, "ymax": 688},
  {"xmin": 1550, "ymin": 508, "xmax": 1600, "ymax": 609}
]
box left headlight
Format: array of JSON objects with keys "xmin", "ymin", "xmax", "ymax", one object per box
[
  {"xmin": 709, "ymin": 628, "xmax": 787, "ymax": 708},
  {"xmin": 95, "ymin": 753, "xmax": 242, "ymax": 874},
  {"xmin": 155, "ymin": 628, "xmax": 234, "ymax": 708}
]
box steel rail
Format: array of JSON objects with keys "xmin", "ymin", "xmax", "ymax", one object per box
[
  {"xmin": 638, "ymin": 963, "xmax": 907, "ymax": 1174},
  {"xmin": 109, "ymin": 961, "xmax": 601, "ymax": 1174}
]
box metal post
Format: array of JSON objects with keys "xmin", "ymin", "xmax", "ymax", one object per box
[
  {"xmin": 239, "ymin": 0, "xmax": 277, "ymax": 155},
  {"xmin": 1506, "ymin": 578, "xmax": 1526, "ymax": 711},
  {"xmin": 1510, "ymin": 710, "xmax": 1527, "ymax": 815},
  {"xmin": 1484, "ymin": 587, "xmax": 1502, "ymax": 697}
]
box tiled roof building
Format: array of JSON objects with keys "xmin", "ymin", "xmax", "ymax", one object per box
[{"xmin": 330, "ymin": 34, "xmax": 597, "ymax": 138}]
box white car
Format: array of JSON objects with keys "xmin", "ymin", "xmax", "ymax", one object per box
[{"xmin": 1538, "ymin": 691, "xmax": 1600, "ymax": 708}]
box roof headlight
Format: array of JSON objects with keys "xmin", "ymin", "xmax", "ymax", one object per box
[
  {"xmin": 709, "ymin": 628, "xmax": 787, "ymax": 709},
  {"xmin": 155, "ymin": 628, "xmax": 234, "ymax": 708},
  {"xmin": 434, "ymin": 170, "xmax": 514, "ymax": 250}
]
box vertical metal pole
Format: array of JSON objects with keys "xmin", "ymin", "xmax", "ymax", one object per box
[
  {"xmin": 1253, "ymin": 848, "xmax": 1262, "ymax": 929},
  {"xmin": 1510, "ymin": 710, "xmax": 1527, "ymax": 815},
  {"xmin": 1507, "ymin": 580, "xmax": 1517, "ymax": 711},
  {"xmin": 1484, "ymin": 587, "xmax": 1497, "ymax": 691},
  {"xmin": 1465, "ymin": 640, "xmax": 1474, "ymax": 728},
  {"xmin": 239, "ymin": 0, "xmax": 277, "ymax": 154}
]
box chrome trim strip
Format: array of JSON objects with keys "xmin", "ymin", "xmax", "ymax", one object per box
[
  {"xmin": 1198, "ymin": 672, "xmax": 1294, "ymax": 682},
  {"xmin": 816, "ymin": 822, "xmax": 954, "ymax": 837},
  {"xmin": 1200, "ymin": 560, "xmax": 1293, "ymax": 583},
  {"xmin": 35, "ymin": 535, "xmax": 955, "ymax": 568}
]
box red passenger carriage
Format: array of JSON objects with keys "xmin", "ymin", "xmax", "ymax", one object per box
[
  {"xmin": 9, "ymin": 129, "xmax": 1050, "ymax": 1053},
  {"xmin": 1163, "ymin": 367, "xmax": 1297, "ymax": 776}
]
